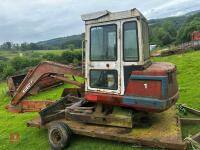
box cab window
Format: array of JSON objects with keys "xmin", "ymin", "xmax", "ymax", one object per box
[
  {"xmin": 90, "ymin": 24, "xmax": 117, "ymax": 61},
  {"xmin": 142, "ymin": 20, "xmax": 150, "ymax": 60},
  {"xmin": 90, "ymin": 70, "xmax": 118, "ymax": 90},
  {"xmin": 123, "ymin": 21, "xmax": 139, "ymax": 61}
]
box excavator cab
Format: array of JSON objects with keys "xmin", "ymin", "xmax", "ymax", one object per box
[
  {"xmin": 82, "ymin": 9, "xmax": 150, "ymax": 95},
  {"xmin": 82, "ymin": 9, "xmax": 178, "ymax": 112}
]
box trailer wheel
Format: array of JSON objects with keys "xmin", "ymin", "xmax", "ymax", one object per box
[{"xmin": 48, "ymin": 122, "xmax": 72, "ymax": 150}]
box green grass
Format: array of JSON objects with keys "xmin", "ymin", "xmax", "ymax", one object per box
[
  {"xmin": 27, "ymin": 75, "xmax": 83, "ymax": 101},
  {"xmin": 34, "ymin": 49, "xmax": 66, "ymax": 55},
  {"xmin": 153, "ymin": 51, "xmax": 200, "ymax": 149},
  {"xmin": 0, "ymin": 50, "xmax": 21, "ymax": 60},
  {"xmin": 152, "ymin": 51, "xmax": 200, "ymax": 109},
  {"xmin": 0, "ymin": 51, "xmax": 200, "ymax": 149},
  {"xmin": 0, "ymin": 85, "xmax": 154, "ymax": 150}
]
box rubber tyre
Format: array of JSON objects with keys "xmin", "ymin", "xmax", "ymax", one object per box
[{"xmin": 48, "ymin": 122, "xmax": 72, "ymax": 150}]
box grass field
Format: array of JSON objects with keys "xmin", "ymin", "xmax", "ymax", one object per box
[
  {"xmin": 0, "ymin": 51, "xmax": 200, "ymax": 150},
  {"xmin": 153, "ymin": 51, "xmax": 200, "ymax": 109}
]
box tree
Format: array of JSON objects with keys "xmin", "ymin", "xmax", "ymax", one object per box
[
  {"xmin": 1, "ymin": 42, "xmax": 12, "ymax": 50},
  {"xmin": 161, "ymin": 32, "xmax": 173, "ymax": 45},
  {"xmin": 2, "ymin": 65, "xmax": 16, "ymax": 79},
  {"xmin": 43, "ymin": 53, "xmax": 60, "ymax": 62},
  {"xmin": 162, "ymin": 21, "xmax": 177, "ymax": 37},
  {"xmin": 29, "ymin": 43, "xmax": 39, "ymax": 50},
  {"xmin": 10, "ymin": 56, "xmax": 41, "ymax": 71},
  {"xmin": 176, "ymin": 13, "xmax": 200, "ymax": 43},
  {"xmin": 149, "ymin": 20, "xmax": 177, "ymax": 46},
  {"xmin": 61, "ymin": 40, "xmax": 82, "ymax": 49},
  {"xmin": 0, "ymin": 62, "xmax": 6, "ymax": 73},
  {"xmin": 12, "ymin": 43, "xmax": 20, "ymax": 50},
  {"xmin": 61, "ymin": 51, "xmax": 74, "ymax": 64},
  {"xmin": 68, "ymin": 44, "xmax": 75, "ymax": 50},
  {"xmin": 177, "ymin": 20, "xmax": 200, "ymax": 43},
  {"xmin": 155, "ymin": 28, "xmax": 166, "ymax": 46},
  {"xmin": 20, "ymin": 42, "xmax": 29, "ymax": 51}
]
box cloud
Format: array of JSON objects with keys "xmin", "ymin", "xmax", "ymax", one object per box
[
  {"xmin": 0, "ymin": 0, "xmax": 199, "ymax": 43},
  {"xmin": 143, "ymin": 0, "xmax": 200, "ymax": 18}
]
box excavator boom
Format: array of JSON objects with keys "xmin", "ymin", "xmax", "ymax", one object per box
[{"xmin": 7, "ymin": 61, "xmax": 84, "ymax": 112}]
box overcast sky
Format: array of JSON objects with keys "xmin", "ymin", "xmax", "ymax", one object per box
[{"xmin": 0, "ymin": 0, "xmax": 199, "ymax": 44}]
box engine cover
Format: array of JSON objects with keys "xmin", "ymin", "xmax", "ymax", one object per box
[{"xmin": 126, "ymin": 62, "xmax": 178, "ymax": 100}]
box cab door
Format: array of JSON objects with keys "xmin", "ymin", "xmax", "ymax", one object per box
[
  {"xmin": 85, "ymin": 21, "xmax": 121, "ymax": 95},
  {"xmin": 120, "ymin": 18, "xmax": 141, "ymax": 95}
]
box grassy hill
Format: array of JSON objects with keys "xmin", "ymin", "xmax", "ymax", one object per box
[
  {"xmin": 148, "ymin": 15, "xmax": 187, "ymax": 28},
  {"xmin": 148, "ymin": 9, "xmax": 200, "ymax": 28},
  {"xmin": 153, "ymin": 51, "xmax": 200, "ymax": 109},
  {"xmin": 37, "ymin": 34, "xmax": 84, "ymax": 49},
  {"xmin": 0, "ymin": 51, "xmax": 200, "ymax": 150}
]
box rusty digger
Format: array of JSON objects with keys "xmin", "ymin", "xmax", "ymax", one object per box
[{"xmin": 6, "ymin": 9, "xmax": 188, "ymax": 150}]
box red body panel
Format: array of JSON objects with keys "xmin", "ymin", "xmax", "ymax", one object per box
[
  {"xmin": 125, "ymin": 80, "xmax": 162, "ymax": 98},
  {"xmin": 85, "ymin": 92, "xmax": 122, "ymax": 106},
  {"xmin": 125, "ymin": 62, "xmax": 177, "ymax": 99}
]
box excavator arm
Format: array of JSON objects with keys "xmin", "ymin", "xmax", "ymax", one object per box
[{"xmin": 7, "ymin": 61, "xmax": 84, "ymax": 112}]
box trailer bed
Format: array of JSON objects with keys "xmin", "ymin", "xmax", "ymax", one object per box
[{"xmin": 27, "ymin": 107, "xmax": 186, "ymax": 150}]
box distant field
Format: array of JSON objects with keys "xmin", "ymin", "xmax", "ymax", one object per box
[
  {"xmin": 0, "ymin": 49, "xmax": 81, "ymax": 61},
  {"xmin": 34, "ymin": 49, "xmax": 68, "ymax": 55},
  {"xmin": 34, "ymin": 49, "xmax": 81, "ymax": 55},
  {"xmin": 0, "ymin": 50, "xmax": 20, "ymax": 60},
  {"xmin": 0, "ymin": 51, "xmax": 200, "ymax": 150}
]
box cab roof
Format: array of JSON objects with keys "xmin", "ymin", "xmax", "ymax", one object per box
[{"xmin": 81, "ymin": 8, "xmax": 147, "ymax": 25}]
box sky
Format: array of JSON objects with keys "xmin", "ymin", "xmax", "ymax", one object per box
[{"xmin": 0, "ymin": 0, "xmax": 199, "ymax": 44}]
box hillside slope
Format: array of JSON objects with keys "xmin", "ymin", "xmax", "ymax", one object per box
[
  {"xmin": 153, "ymin": 51, "xmax": 200, "ymax": 109},
  {"xmin": 37, "ymin": 34, "xmax": 84, "ymax": 48},
  {"xmin": 148, "ymin": 9, "xmax": 200, "ymax": 28}
]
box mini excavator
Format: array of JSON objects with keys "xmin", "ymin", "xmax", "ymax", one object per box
[{"xmin": 13, "ymin": 9, "xmax": 185, "ymax": 150}]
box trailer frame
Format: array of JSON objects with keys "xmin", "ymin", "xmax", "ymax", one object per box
[{"xmin": 27, "ymin": 106, "xmax": 187, "ymax": 150}]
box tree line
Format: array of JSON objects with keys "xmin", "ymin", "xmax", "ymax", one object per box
[
  {"xmin": 0, "ymin": 40, "xmax": 82, "ymax": 51},
  {"xmin": 0, "ymin": 50, "xmax": 82, "ymax": 81},
  {"xmin": 149, "ymin": 12, "xmax": 200, "ymax": 47}
]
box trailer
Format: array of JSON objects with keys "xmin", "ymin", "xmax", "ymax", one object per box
[{"xmin": 27, "ymin": 97, "xmax": 186, "ymax": 150}]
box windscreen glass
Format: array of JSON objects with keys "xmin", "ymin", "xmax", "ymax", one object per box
[
  {"xmin": 123, "ymin": 21, "xmax": 139, "ymax": 61},
  {"xmin": 90, "ymin": 24, "xmax": 117, "ymax": 61},
  {"xmin": 90, "ymin": 70, "xmax": 118, "ymax": 90}
]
